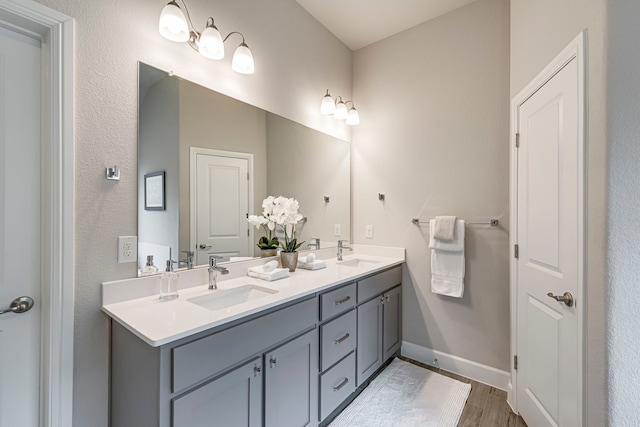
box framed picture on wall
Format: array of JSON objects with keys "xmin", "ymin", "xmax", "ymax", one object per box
[{"xmin": 144, "ymin": 171, "xmax": 165, "ymax": 210}]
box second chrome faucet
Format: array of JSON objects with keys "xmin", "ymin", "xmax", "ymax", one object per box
[
  {"xmin": 337, "ymin": 240, "xmax": 352, "ymax": 261},
  {"xmin": 208, "ymin": 255, "xmax": 229, "ymax": 290}
]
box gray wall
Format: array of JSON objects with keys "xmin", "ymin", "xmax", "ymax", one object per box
[
  {"xmin": 352, "ymin": 0, "xmax": 511, "ymax": 371},
  {"xmin": 607, "ymin": 0, "xmax": 640, "ymax": 424},
  {"xmin": 510, "ymin": 0, "xmax": 608, "ymax": 425},
  {"xmin": 138, "ymin": 76, "xmax": 179, "ymax": 264},
  {"xmin": 33, "ymin": 0, "xmax": 353, "ymax": 425},
  {"xmin": 266, "ymin": 114, "xmax": 351, "ymax": 246}
]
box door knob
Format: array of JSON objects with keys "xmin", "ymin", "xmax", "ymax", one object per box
[
  {"xmin": 199, "ymin": 244, "xmax": 212, "ymax": 250},
  {"xmin": 547, "ymin": 292, "xmax": 574, "ymax": 307},
  {"xmin": 0, "ymin": 296, "xmax": 35, "ymax": 316}
]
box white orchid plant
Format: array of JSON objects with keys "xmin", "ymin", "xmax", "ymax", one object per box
[{"xmin": 247, "ymin": 196, "xmax": 305, "ymax": 252}]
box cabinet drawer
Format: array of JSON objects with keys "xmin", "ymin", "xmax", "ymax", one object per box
[
  {"xmin": 172, "ymin": 297, "xmax": 316, "ymax": 393},
  {"xmin": 357, "ymin": 266, "xmax": 402, "ymax": 303},
  {"xmin": 320, "ymin": 309, "xmax": 356, "ymax": 372},
  {"xmin": 319, "ymin": 352, "xmax": 356, "ymax": 422},
  {"xmin": 320, "ymin": 282, "xmax": 356, "ymax": 321}
]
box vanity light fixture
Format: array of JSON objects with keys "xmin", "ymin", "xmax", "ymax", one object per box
[
  {"xmin": 319, "ymin": 90, "xmax": 360, "ymax": 125},
  {"xmin": 159, "ymin": 0, "xmax": 255, "ymax": 74}
]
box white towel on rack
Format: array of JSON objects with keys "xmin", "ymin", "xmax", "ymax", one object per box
[
  {"xmin": 429, "ymin": 219, "xmax": 465, "ymax": 297},
  {"xmin": 429, "ymin": 219, "xmax": 465, "ymax": 251},
  {"xmin": 433, "ymin": 216, "xmax": 457, "ymax": 241}
]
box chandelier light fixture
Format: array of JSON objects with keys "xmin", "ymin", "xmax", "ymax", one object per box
[
  {"xmin": 159, "ymin": 0, "xmax": 255, "ymax": 74},
  {"xmin": 320, "ymin": 90, "xmax": 360, "ymax": 125}
]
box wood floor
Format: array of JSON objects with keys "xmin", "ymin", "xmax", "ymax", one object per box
[{"xmin": 400, "ymin": 357, "xmax": 527, "ymax": 427}]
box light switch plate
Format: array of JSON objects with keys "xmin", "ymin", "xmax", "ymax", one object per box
[
  {"xmin": 118, "ymin": 236, "xmax": 137, "ymax": 263},
  {"xmin": 365, "ymin": 225, "xmax": 374, "ymax": 238},
  {"xmin": 334, "ymin": 224, "xmax": 341, "ymax": 237}
]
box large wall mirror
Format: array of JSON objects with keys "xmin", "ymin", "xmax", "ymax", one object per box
[{"xmin": 137, "ymin": 62, "xmax": 351, "ymax": 275}]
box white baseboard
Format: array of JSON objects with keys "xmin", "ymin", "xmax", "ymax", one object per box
[{"xmin": 401, "ymin": 341, "xmax": 511, "ymax": 391}]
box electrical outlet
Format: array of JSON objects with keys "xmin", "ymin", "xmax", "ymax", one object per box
[
  {"xmin": 365, "ymin": 225, "xmax": 374, "ymax": 238},
  {"xmin": 118, "ymin": 236, "xmax": 137, "ymax": 263},
  {"xmin": 334, "ymin": 224, "xmax": 341, "ymax": 237}
]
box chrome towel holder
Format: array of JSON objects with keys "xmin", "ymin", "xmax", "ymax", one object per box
[{"xmin": 411, "ymin": 218, "xmax": 499, "ymax": 226}]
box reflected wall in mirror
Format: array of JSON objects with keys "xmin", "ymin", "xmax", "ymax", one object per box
[{"xmin": 137, "ymin": 62, "xmax": 351, "ymax": 275}]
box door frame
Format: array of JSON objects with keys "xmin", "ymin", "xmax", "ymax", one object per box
[
  {"xmin": 0, "ymin": 1, "xmax": 75, "ymax": 426},
  {"xmin": 508, "ymin": 31, "xmax": 586, "ymax": 422},
  {"xmin": 189, "ymin": 147, "xmax": 254, "ymax": 258}
]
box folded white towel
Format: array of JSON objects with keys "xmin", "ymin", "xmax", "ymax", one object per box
[
  {"xmin": 247, "ymin": 264, "xmax": 290, "ymax": 281},
  {"xmin": 429, "ymin": 219, "xmax": 465, "ymax": 251},
  {"xmin": 429, "ymin": 219, "xmax": 465, "ymax": 298},
  {"xmin": 297, "ymin": 259, "xmax": 327, "ymax": 271},
  {"xmin": 262, "ymin": 260, "xmax": 278, "ymax": 272},
  {"xmin": 433, "ymin": 216, "xmax": 457, "ymax": 241},
  {"xmin": 306, "ymin": 253, "xmax": 316, "ymax": 263}
]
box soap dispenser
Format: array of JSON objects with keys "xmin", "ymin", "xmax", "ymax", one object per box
[
  {"xmin": 140, "ymin": 255, "xmax": 159, "ymax": 276},
  {"xmin": 160, "ymin": 256, "xmax": 179, "ymax": 300}
]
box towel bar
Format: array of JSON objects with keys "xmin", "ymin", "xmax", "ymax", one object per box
[{"xmin": 411, "ymin": 218, "xmax": 499, "ymax": 226}]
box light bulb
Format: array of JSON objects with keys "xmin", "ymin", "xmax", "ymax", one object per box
[
  {"xmin": 346, "ymin": 107, "xmax": 360, "ymax": 125},
  {"xmin": 232, "ymin": 43, "xmax": 255, "ymax": 74},
  {"xmin": 320, "ymin": 91, "xmax": 336, "ymax": 115},
  {"xmin": 159, "ymin": 1, "xmax": 189, "ymax": 42},
  {"xmin": 334, "ymin": 98, "xmax": 348, "ymax": 120},
  {"xmin": 198, "ymin": 19, "xmax": 224, "ymax": 59}
]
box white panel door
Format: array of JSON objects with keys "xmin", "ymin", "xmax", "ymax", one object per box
[
  {"xmin": 0, "ymin": 26, "xmax": 42, "ymax": 426},
  {"xmin": 516, "ymin": 55, "xmax": 581, "ymax": 426},
  {"xmin": 194, "ymin": 151, "xmax": 251, "ymax": 265}
]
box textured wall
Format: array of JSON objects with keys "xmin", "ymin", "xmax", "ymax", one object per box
[
  {"xmin": 510, "ymin": 0, "xmax": 608, "ymax": 425},
  {"xmin": 607, "ymin": 0, "xmax": 640, "ymax": 424},
  {"xmin": 32, "ymin": 0, "xmax": 352, "ymax": 425},
  {"xmin": 352, "ymin": 0, "xmax": 511, "ymax": 371}
]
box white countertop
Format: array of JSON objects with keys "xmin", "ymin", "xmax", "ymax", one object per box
[{"xmin": 102, "ymin": 245, "xmax": 404, "ymax": 347}]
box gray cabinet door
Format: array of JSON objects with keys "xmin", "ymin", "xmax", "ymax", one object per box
[
  {"xmin": 265, "ymin": 330, "xmax": 318, "ymax": 427},
  {"xmin": 383, "ymin": 286, "xmax": 402, "ymax": 362},
  {"xmin": 356, "ymin": 296, "xmax": 383, "ymax": 386},
  {"xmin": 172, "ymin": 357, "xmax": 263, "ymax": 427}
]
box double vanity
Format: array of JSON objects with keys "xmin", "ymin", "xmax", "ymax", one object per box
[{"xmin": 102, "ymin": 246, "xmax": 404, "ymax": 427}]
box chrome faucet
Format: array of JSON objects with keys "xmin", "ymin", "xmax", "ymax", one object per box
[
  {"xmin": 307, "ymin": 238, "xmax": 321, "ymax": 250},
  {"xmin": 208, "ymin": 255, "xmax": 229, "ymax": 290},
  {"xmin": 180, "ymin": 250, "xmax": 195, "ymax": 269},
  {"xmin": 337, "ymin": 240, "xmax": 352, "ymax": 261}
]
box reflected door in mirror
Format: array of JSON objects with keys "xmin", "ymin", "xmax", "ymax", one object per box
[{"xmin": 192, "ymin": 148, "xmax": 253, "ymax": 265}]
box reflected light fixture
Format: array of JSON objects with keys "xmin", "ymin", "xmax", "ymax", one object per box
[
  {"xmin": 319, "ymin": 90, "xmax": 360, "ymax": 125},
  {"xmin": 159, "ymin": 0, "xmax": 255, "ymax": 74}
]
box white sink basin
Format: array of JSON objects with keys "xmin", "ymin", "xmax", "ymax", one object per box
[
  {"xmin": 337, "ymin": 258, "xmax": 381, "ymax": 268},
  {"xmin": 188, "ymin": 285, "xmax": 278, "ymax": 311}
]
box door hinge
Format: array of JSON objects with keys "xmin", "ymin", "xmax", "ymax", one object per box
[
  {"xmin": 247, "ymin": 172, "xmax": 250, "ymax": 180},
  {"xmin": 514, "ymin": 355, "xmax": 518, "ymax": 370},
  {"xmin": 515, "ymin": 133, "xmax": 520, "ymax": 148},
  {"xmin": 514, "ymin": 244, "xmax": 519, "ymax": 259},
  {"xmin": 247, "ymin": 229, "xmax": 250, "ymax": 237}
]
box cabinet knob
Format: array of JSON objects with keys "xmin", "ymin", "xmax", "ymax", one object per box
[
  {"xmin": 254, "ymin": 364, "xmax": 262, "ymax": 377},
  {"xmin": 269, "ymin": 356, "xmax": 277, "ymax": 368}
]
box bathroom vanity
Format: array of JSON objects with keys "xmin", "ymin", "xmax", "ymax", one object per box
[{"xmin": 103, "ymin": 247, "xmax": 404, "ymax": 427}]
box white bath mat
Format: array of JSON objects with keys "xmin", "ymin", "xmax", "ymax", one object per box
[{"xmin": 329, "ymin": 358, "xmax": 471, "ymax": 427}]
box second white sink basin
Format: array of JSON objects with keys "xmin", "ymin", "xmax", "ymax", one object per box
[
  {"xmin": 188, "ymin": 285, "xmax": 278, "ymax": 311},
  {"xmin": 337, "ymin": 258, "xmax": 381, "ymax": 268}
]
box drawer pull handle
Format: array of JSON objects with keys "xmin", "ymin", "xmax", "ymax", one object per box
[
  {"xmin": 334, "ymin": 333, "xmax": 350, "ymax": 345},
  {"xmin": 333, "ymin": 378, "xmax": 349, "ymax": 392},
  {"xmin": 334, "ymin": 296, "xmax": 351, "ymax": 306}
]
